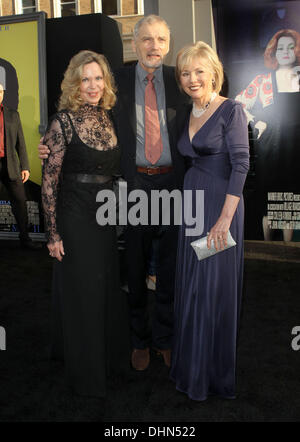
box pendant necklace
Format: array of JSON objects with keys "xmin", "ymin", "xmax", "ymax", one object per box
[{"xmin": 192, "ymin": 92, "xmax": 217, "ymax": 118}]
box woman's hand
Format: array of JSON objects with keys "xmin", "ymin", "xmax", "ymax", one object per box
[
  {"xmin": 207, "ymin": 215, "xmax": 232, "ymax": 251},
  {"xmin": 47, "ymin": 240, "xmax": 65, "ymax": 262},
  {"xmin": 207, "ymin": 194, "xmax": 240, "ymax": 251}
]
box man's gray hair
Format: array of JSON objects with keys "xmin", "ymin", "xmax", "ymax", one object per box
[{"xmin": 133, "ymin": 14, "xmax": 171, "ymax": 40}]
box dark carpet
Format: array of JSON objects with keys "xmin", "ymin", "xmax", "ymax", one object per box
[{"xmin": 0, "ymin": 239, "xmax": 299, "ymax": 422}]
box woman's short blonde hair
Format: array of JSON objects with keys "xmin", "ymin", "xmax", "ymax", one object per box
[
  {"xmin": 58, "ymin": 50, "xmax": 116, "ymax": 112},
  {"xmin": 176, "ymin": 41, "xmax": 224, "ymax": 94}
]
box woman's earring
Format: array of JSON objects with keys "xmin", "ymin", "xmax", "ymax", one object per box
[{"xmin": 212, "ymin": 78, "xmax": 216, "ymax": 88}]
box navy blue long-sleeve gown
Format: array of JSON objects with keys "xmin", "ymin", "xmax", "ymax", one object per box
[{"xmin": 170, "ymin": 99, "xmax": 249, "ymax": 401}]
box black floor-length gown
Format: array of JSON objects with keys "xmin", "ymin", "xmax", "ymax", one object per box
[
  {"xmin": 42, "ymin": 104, "xmax": 129, "ymax": 397},
  {"xmin": 170, "ymin": 100, "xmax": 249, "ymax": 401}
]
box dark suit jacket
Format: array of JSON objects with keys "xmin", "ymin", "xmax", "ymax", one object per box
[
  {"xmin": 3, "ymin": 106, "xmax": 29, "ymax": 181},
  {"xmin": 112, "ymin": 63, "xmax": 189, "ymax": 188}
]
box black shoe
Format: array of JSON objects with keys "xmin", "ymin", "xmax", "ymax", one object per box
[{"xmin": 20, "ymin": 239, "xmax": 43, "ymax": 250}]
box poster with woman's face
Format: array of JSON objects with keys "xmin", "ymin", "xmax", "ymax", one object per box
[{"xmin": 214, "ymin": 0, "xmax": 300, "ymax": 242}]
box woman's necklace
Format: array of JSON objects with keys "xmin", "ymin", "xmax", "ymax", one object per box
[{"xmin": 192, "ymin": 92, "xmax": 217, "ymax": 118}]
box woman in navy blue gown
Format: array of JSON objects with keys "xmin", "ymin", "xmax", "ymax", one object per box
[{"xmin": 170, "ymin": 42, "xmax": 249, "ymax": 401}]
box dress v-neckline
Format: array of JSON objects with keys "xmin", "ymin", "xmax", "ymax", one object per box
[{"xmin": 188, "ymin": 99, "xmax": 228, "ymax": 144}]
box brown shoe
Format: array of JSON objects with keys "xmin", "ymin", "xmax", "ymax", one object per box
[
  {"xmin": 154, "ymin": 348, "xmax": 171, "ymax": 368},
  {"xmin": 131, "ymin": 348, "xmax": 150, "ymax": 371}
]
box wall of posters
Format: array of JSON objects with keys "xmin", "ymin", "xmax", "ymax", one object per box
[{"xmin": 213, "ymin": 0, "xmax": 300, "ymax": 241}]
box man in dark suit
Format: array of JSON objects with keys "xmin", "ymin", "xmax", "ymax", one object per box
[
  {"xmin": 0, "ymin": 83, "xmax": 41, "ymax": 249},
  {"xmin": 38, "ymin": 14, "xmax": 188, "ymax": 369},
  {"xmin": 113, "ymin": 15, "xmax": 188, "ymax": 370}
]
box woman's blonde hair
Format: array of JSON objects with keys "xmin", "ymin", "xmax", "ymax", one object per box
[
  {"xmin": 58, "ymin": 50, "xmax": 116, "ymax": 112},
  {"xmin": 176, "ymin": 41, "xmax": 224, "ymax": 94}
]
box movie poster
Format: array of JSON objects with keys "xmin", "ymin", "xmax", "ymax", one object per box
[
  {"xmin": 213, "ymin": 0, "xmax": 300, "ymax": 241},
  {"xmin": 0, "ymin": 12, "xmax": 47, "ymax": 238}
]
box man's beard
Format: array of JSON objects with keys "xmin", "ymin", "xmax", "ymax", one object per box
[{"xmin": 143, "ymin": 58, "xmax": 163, "ymax": 69}]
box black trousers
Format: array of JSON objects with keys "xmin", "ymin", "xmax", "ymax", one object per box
[
  {"xmin": 124, "ymin": 171, "xmax": 179, "ymax": 350},
  {"xmin": 0, "ymin": 157, "xmax": 29, "ymax": 239}
]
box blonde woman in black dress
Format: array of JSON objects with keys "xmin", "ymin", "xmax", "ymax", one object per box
[{"xmin": 42, "ymin": 50, "xmax": 129, "ymax": 398}]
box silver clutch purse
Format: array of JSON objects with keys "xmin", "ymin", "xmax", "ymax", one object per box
[{"xmin": 190, "ymin": 231, "xmax": 236, "ymax": 261}]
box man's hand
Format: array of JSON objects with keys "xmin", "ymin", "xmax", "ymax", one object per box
[
  {"xmin": 38, "ymin": 137, "xmax": 50, "ymax": 164},
  {"xmin": 21, "ymin": 170, "xmax": 30, "ymax": 183}
]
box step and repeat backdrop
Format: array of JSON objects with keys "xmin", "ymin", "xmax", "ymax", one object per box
[{"xmin": 1, "ymin": 4, "xmax": 299, "ymax": 242}]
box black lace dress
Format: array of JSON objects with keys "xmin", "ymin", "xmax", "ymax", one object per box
[{"xmin": 42, "ymin": 104, "xmax": 129, "ymax": 397}]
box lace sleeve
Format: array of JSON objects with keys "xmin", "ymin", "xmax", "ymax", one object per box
[{"xmin": 41, "ymin": 115, "xmax": 70, "ymax": 244}]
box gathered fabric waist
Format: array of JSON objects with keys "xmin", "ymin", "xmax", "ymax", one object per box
[
  {"xmin": 63, "ymin": 173, "xmax": 113, "ymax": 184},
  {"xmin": 188, "ymin": 154, "xmax": 231, "ymax": 180}
]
